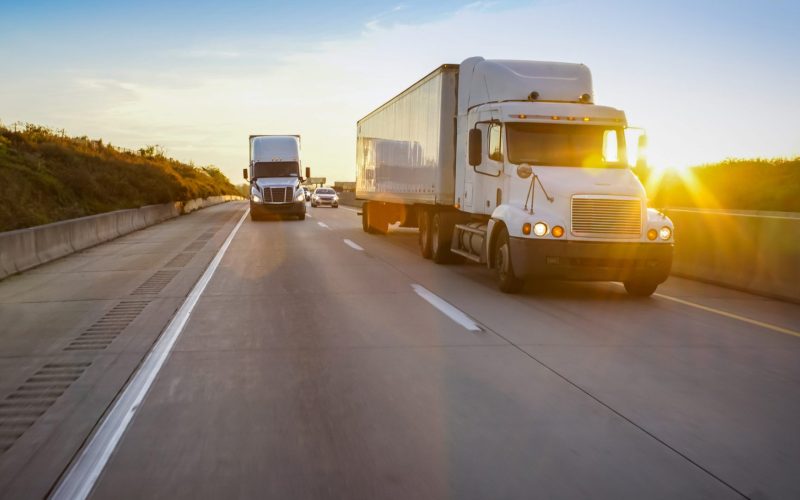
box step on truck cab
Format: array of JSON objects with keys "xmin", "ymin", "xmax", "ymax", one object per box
[
  {"xmin": 356, "ymin": 57, "xmax": 673, "ymax": 296},
  {"xmin": 244, "ymin": 135, "xmax": 309, "ymax": 221}
]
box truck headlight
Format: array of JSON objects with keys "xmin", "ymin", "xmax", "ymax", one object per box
[
  {"xmin": 659, "ymin": 226, "xmax": 672, "ymax": 240},
  {"xmin": 533, "ymin": 222, "xmax": 548, "ymax": 236},
  {"xmin": 252, "ymin": 194, "xmax": 262, "ymax": 203}
]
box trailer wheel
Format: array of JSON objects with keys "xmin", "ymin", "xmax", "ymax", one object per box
[
  {"xmin": 624, "ymin": 280, "xmax": 658, "ymax": 297},
  {"xmin": 494, "ymin": 226, "xmax": 524, "ymax": 293},
  {"xmin": 418, "ymin": 210, "xmax": 433, "ymax": 259}
]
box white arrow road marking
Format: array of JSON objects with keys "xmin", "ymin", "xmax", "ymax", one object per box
[
  {"xmin": 51, "ymin": 208, "xmax": 250, "ymax": 500},
  {"xmin": 411, "ymin": 284, "xmax": 483, "ymax": 332}
]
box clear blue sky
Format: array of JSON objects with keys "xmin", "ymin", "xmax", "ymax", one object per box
[{"xmin": 1, "ymin": 0, "xmax": 798, "ymax": 182}]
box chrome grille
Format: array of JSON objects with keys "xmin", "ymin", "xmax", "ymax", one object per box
[
  {"xmin": 263, "ymin": 187, "xmax": 292, "ymax": 203},
  {"xmin": 571, "ymin": 196, "xmax": 642, "ymax": 237}
]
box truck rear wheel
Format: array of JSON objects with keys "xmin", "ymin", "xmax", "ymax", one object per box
[
  {"xmin": 418, "ymin": 210, "xmax": 433, "ymax": 259},
  {"xmin": 361, "ymin": 202, "xmax": 370, "ymax": 232},
  {"xmin": 624, "ymin": 280, "xmax": 658, "ymax": 297},
  {"xmin": 431, "ymin": 212, "xmax": 457, "ymax": 264},
  {"xmin": 494, "ymin": 226, "xmax": 524, "ymax": 293}
]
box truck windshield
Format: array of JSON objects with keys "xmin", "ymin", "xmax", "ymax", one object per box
[
  {"xmin": 506, "ymin": 123, "xmax": 626, "ymax": 168},
  {"xmin": 252, "ymin": 161, "xmax": 299, "ymax": 178}
]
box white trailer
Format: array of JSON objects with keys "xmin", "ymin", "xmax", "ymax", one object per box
[
  {"xmin": 356, "ymin": 57, "xmax": 674, "ymax": 296},
  {"xmin": 244, "ymin": 135, "xmax": 309, "ymax": 221}
]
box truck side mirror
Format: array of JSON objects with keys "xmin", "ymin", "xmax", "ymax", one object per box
[
  {"xmin": 468, "ymin": 128, "xmax": 482, "ymax": 166},
  {"xmin": 242, "ymin": 168, "xmax": 248, "ymax": 180},
  {"xmin": 305, "ymin": 166, "xmax": 311, "ymax": 179}
]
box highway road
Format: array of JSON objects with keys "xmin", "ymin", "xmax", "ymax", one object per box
[{"xmin": 1, "ymin": 201, "xmax": 799, "ymax": 499}]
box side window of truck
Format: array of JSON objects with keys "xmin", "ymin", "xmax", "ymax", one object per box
[{"xmin": 488, "ymin": 123, "xmax": 503, "ymax": 162}]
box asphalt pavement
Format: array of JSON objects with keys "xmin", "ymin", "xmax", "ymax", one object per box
[{"xmin": 1, "ymin": 201, "xmax": 799, "ymax": 499}]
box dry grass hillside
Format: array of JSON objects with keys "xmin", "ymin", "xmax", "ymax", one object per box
[{"xmin": 0, "ymin": 123, "xmax": 238, "ymax": 231}]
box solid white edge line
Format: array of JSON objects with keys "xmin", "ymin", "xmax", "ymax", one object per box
[
  {"xmin": 343, "ymin": 239, "xmax": 363, "ymax": 251},
  {"xmin": 51, "ymin": 208, "xmax": 250, "ymax": 500},
  {"xmin": 411, "ymin": 284, "xmax": 482, "ymax": 332}
]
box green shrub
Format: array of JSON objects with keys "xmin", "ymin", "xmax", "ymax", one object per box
[{"xmin": 643, "ymin": 157, "xmax": 800, "ymax": 212}]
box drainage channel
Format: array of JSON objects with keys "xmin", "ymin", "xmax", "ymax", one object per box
[
  {"xmin": 0, "ymin": 363, "xmax": 92, "ymax": 456},
  {"xmin": 0, "ymin": 206, "xmax": 241, "ymax": 470}
]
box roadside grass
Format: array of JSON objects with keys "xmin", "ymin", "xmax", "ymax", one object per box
[
  {"xmin": 642, "ymin": 157, "xmax": 800, "ymax": 212},
  {"xmin": 0, "ymin": 123, "xmax": 239, "ymax": 231}
]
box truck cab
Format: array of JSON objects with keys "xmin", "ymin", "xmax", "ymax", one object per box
[
  {"xmin": 244, "ymin": 135, "xmax": 308, "ymax": 221},
  {"xmin": 453, "ymin": 58, "xmax": 673, "ymax": 295}
]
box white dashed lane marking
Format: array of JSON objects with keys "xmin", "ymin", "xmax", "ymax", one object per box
[
  {"xmin": 411, "ymin": 284, "xmax": 483, "ymax": 332},
  {"xmin": 343, "ymin": 239, "xmax": 363, "ymax": 251}
]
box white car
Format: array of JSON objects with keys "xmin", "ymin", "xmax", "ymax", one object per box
[{"xmin": 311, "ymin": 188, "xmax": 339, "ymax": 208}]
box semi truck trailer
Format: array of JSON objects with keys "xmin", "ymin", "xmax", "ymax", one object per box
[
  {"xmin": 244, "ymin": 135, "xmax": 309, "ymax": 221},
  {"xmin": 356, "ymin": 57, "xmax": 673, "ymax": 296}
]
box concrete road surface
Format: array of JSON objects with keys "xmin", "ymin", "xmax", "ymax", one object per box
[{"xmin": 1, "ymin": 201, "xmax": 799, "ymax": 499}]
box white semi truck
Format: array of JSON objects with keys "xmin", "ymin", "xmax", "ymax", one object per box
[
  {"xmin": 356, "ymin": 57, "xmax": 673, "ymax": 296},
  {"xmin": 244, "ymin": 135, "xmax": 309, "ymax": 221}
]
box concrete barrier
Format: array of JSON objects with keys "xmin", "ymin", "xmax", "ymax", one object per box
[
  {"xmin": 0, "ymin": 196, "xmax": 242, "ymax": 280},
  {"xmin": 665, "ymin": 208, "xmax": 800, "ymax": 303},
  {"xmin": 337, "ymin": 192, "xmax": 363, "ymax": 209}
]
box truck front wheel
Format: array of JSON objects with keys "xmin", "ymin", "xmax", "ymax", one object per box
[
  {"xmin": 494, "ymin": 226, "xmax": 524, "ymax": 293},
  {"xmin": 624, "ymin": 280, "xmax": 658, "ymax": 297}
]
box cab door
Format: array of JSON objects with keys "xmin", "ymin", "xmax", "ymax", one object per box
[{"xmin": 473, "ymin": 111, "xmax": 504, "ymax": 215}]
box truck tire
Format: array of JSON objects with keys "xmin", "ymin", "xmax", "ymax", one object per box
[
  {"xmin": 418, "ymin": 210, "xmax": 433, "ymax": 259},
  {"xmin": 624, "ymin": 280, "xmax": 658, "ymax": 297},
  {"xmin": 493, "ymin": 226, "xmax": 524, "ymax": 293},
  {"xmin": 361, "ymin": 202, "xmax": 370, "ymax": 232},
  {"xmin": 431, "ymin": 212, "xmax": 456, "ymax": 264},
  {"xmin": 298, "ymin": 213, "xmax": 306, "ymax": 221}
]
